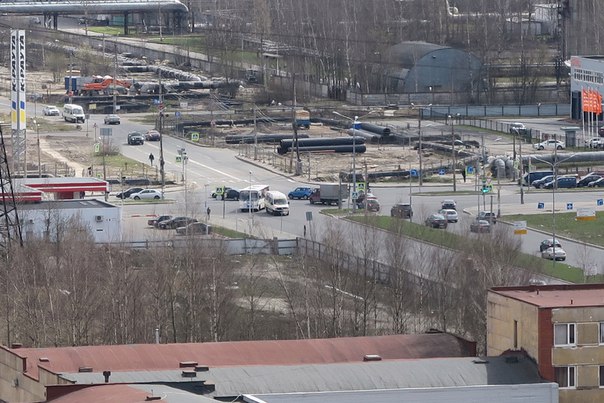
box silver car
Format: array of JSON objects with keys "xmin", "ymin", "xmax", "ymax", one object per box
[
  {"xmin": 104, "ymin": 114, "xmax": 121, "ymax": 125},
  {"xmin": 541, "ymin": 247, "xmax": 567, "ymax": 261},
  {"xmin": 439, "ymin": 209, "xmax": 458, "ymax": 223}
]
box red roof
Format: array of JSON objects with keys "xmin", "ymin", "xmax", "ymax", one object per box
[
  {"xmin": 49, "ymin": 384, "xmax": 148, "ymax": 403},
  {"xmin": 490, "ymin": 284, "xmax": 604, "ymax": 308},
  {"xmin": 8, "ymin": 333, "xmax": 474, "ymax": 380}
]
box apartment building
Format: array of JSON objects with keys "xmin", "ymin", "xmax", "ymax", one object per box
[{"xmin": 488, "ymin": 284, "xmax": 604, "ymax": 403}]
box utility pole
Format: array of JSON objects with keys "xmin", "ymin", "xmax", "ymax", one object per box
[
  {"xmin": 113, "ymin": 43, "xmax": 118, "ymax": 114},
  {"xmin": 450, "ymin": 115, "xmax": 456, "ymax": 192},
  {"xmin": 158, "ymin": 66, "xmax": 165, "ymax": 199}
]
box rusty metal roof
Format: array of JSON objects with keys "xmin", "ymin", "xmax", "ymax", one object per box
[
  {"xmin": 8, "ymin": 333, "xmax": 474, "ymax": 380},
  {"xmin": 49, "ymin": 384, "xmax": 217, "ymax": 403},
  {"xmin": 490, "ymin": 284, "xmax": 604, "ymax": 308}
]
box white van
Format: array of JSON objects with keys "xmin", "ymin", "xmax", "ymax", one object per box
[
  {"xmin": 63, "ymin": 104, "xmax": 85, "ymax": 123},
  {"xmin": 265, "ymin": 191, "xmax": 289, "ymax": 216}
]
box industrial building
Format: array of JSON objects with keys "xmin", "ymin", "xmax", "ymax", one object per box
[{"xmin": 488, "ymin": 284, "xmax": 604, "ymax": 403}]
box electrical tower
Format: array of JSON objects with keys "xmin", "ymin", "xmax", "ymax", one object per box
[{"xmin": 0, "ymin": 125, "xmax": 23, "ymax": 249}]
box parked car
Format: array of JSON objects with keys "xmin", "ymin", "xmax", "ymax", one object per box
[
  {"xmin": 127, "ymin": 132, "xmax": 145, "ymax": 145},
  {"xmin": 540, "ymin": 238, "xmax": 562, "ymax": 252},
  {"xmin": 148, "ymin": 215, "xmax": 173, "ymax": 227},
  {"xmin": 441, "ymin": 199, "xmax": 457, "ymax": 210},
  {"xmin": 470, "ymin": 219, "xmax": 491, "ymax": 233},
  {"xmin": 145, "ymin": 130, "xmax": 161, "ymax": 141},
  {"xmin": 542, "ymin": 176, "xmax": 577, "ymax": 189},
  {"xmin": 158, "ymin": 216, "xmax": 198, "ymax": 230},
  {"xmin": 541, "ymin": 246, "xmax": 567, "ymax": 261},
  {"xmin": 477, "ymin": 211, "xmax": 497, "ymax": 224},
  {"xmin": 509, "ymin": 122, "xmax": 527, "ymax": 135},
  {"xmin": 439, "ymin": 209, "xmax": 459, "ymax": 223},
  {"xmin": 104, "ymin": 114, "xmax": 121, "ymax": 125},
  {"xmin": 533, "ymin": 139, "xmax": 565, "ymax": 150},
  {"xmin": 130, "ymin": 189, "xmax": 162, "ymax": 200},
  {"xmin": 532, "ymin": 175, "xmax": 555, "ymax": 189},
  {"xmin": 577, "ymin": 174, "xmax": 602, "ymax": 187},
  {"xmin": 288, "ymin": 187, "xmax": 313, "ymax": 200},
  {"xmin": 42, "ymin": 105, "xmax": 60, "ymax": 116},
  {"xmin": 586, "ymin": 137, "xmax": 604, "ymax": 149},
  {"xmin": 176, "ymin": 222, "xmax": 212, "ymax": 235},
  {"xmin": 425, "ymin": 213, "xmax": 448, "ymax": 229},
  {"xmin": 599, "ymin": 126, "xmax": 604, "ymax": 136},
  {"xmin": 391, "ymin": 203, "xmax": 413, "ymax": 219},
  {"xmin": 588, "ymin": 178, "xmax": 604, "ymax": 187},
  {"xmin": 115, "ymin": 187, "xmax": 144, "ymax": 199},
  {"xmin": 221, "ymin": 188, "xmax": 240, "ymax": 200}
]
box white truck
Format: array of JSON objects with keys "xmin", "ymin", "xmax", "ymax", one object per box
[{"xmin": 309, "ymin": 183, "xmax": 348, "ymax": 205}]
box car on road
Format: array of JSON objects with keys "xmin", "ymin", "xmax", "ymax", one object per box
[
  {"xmin": 477, "ymin": 211, "xmax": 497, "ymax": 224},
  {"xmin": 127, "ymin": 132, "xmax": 145, "ymax": 145},
  {"xmin": 358, "ymin": 198, "xmax": 380, "ymax": 212},
  {"xmin": 533, "ymin": 139, "xmax": 565, "ymax": 150},
  {"xmin": 221, "ymin": 188, "xmax": 240, "ymax": 200},
  {"xmin": 42, "ymin": 105, "xmax": 60, "ymax": 116},
  {"xmin": 288, "ymin": 187, "xmax": 313, "ymax": 200},
  {"xmin": 148, "ymin": 215, "xmax": 173, "ymax": 227},
  {"xmin": 470, "ymin": 219, "xmax": 491, "ymax": 233},
  {"xmin": 439, "ymin": 209, "xmax": 458, "ymax": 223},
  {"xmin": 599, "ymin": 126, "xmax": 604, "ymax": 137},
  {"xmin": 391, "ymin": 203, "xmax": 413, "ymax": 219},
  {"xmin": 586, "ymin": 137, "xmax": 604, "ymax": 149},
  {"xmin": 145, "ymin": 130, "xmax": 161, "ymax": 141},
  {"xmin": 540, "ymin": 238, "xmax": 562, "ymax": 252},
  {"xmin": 441, "ymin": 199, "xmax": 457, "ymax": 210},
  {"xmin": 115, "ymin": 187, "xmax": 144, "ymax": 199},
  {"xmin": 541, "ymin": 246, "xmax": 567, "ymax": 261},
  {"xmin": 532, "ymin": 175, "xmax": 555, "ymax": 189},
  {"xmin": 130, "ymin": 189, "xmax": 162, "ymax": 200},
  {"xmin": 509, "ymin": 122, "xmax": 527, "ymax": 135},
  {"xmin": 577, "ymin": 174, "xmax": 602, "ymax": 187},
  {"xmin": 158, "ymin": 216, "xmax": 198, "ymax": 230},
  {"xmin": 176, "ymin": 222, "xmax": 212, "ymax": 235},
  {"xmin": 104, "ymin": 114, "xmax": 121, "ymax": 125},
  {"xmin": 425, "ymin": 213, "xmax": 448, "ymax": 229},
  {"xmin": 588, "ymin": 177, "xmax": 604, "ymax": 187}
]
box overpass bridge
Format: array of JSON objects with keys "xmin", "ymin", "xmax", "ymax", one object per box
[{"xmin": 0, "ymin": 0, "xmax": 188, "ymax": 34}]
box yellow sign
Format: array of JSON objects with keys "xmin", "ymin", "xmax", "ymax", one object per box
[
  {"xmin": 513, "ymin": 221, "xmax": 527, "ymax": 235},
  {"xmin": 190, "ymin": 132, "xmax": 200, "ymax": 142},
  {"xmin": 577, "ymin": 208, "xmax": 596, "ymax": 221}
]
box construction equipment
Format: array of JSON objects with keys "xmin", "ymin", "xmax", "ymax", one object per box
[{"xmin": 82, "ymin": 77, "xmax": 132, "ymax": 93}]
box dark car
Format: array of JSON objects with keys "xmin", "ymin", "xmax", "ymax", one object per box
[
  {"xmin": 222, "ymin": 188, "xmax": 240, "ymax": 200},
  {"xmin": 425, "ymin": 213, "xmax": 448, "ymax": 229},
  {"xmin": 578, "ymin": 175, "xmax": 602, "ymax": 187},
  {"xmin": 477, "ymin": 211, "xmax": 497, "ymax": 224},
  {"xmin": 588, "ymin": 178, "xmax": 604, "ymax": 187},
  {"xmin": 470, "ymin": 219, "xmax": 491, "ymax": 233},
  {"xmin": 532, "ymin": 175, "xmax": 555, "ymax": 189},
  {"xmin": 145, "ymin": 130, "xmax": 161, "ymax": 141},
  {"xmin": 441, "ymin": 199, "xmax": 457, "ymax": 210},
  {"xmin": 148, "ymin": 215, "xmax": 173, "ymax": 227},
  {"xmin": 358, "ymin": 198, "xmax": 380, "ymax": 212},
  {"xmin": 158, "ymin": 216, "xmax": 198, "ymax": 230},
  {"xmin": 599, "ymin": 126, "xmax": 604, "ymax": 136},
  {"xmin": 288, "ymin": 187, "xmax": 313, "ymax": 200},
  {"xmin": 540, "ymin": 238, "xmax": 562, "ymax": 252},
  {"xmin": 176, "ymin": 222, "xmax": 212, "ymax": 235},
  {"xmin": 391, "ymin": 203, "xmax": 413, "ymax": 219},
  {"xmin": 127, "ymin": 132, "xmax": 145, "ymax": 145},
  {"xmin": 542, "ymin": 176, "xmax": 577, "ymax": 189},
  {"xmin": 115, "ymin": 187, "xmax": 144, "ymax": 199}
]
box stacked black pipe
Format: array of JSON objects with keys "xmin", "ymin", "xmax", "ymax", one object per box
[{"xmin": 277, "ymin": 136, "xmax": 366, "ymax": 155}]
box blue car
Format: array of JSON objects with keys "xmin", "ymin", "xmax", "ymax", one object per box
[{"xmin": 288, "ymin": 187, "xmax": 313, "ymax": 200}]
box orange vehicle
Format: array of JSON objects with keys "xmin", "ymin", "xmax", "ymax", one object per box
[{"xmin": 82, "ymin": 78, "xmax": 132, "ymax": 92}]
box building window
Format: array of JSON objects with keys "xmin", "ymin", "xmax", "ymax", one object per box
[
  {"xmin": 600, "ymin": 322, "xmax": 604, "ymax": 344},
  {"xmin": 513, "ymin": 320, "xmax": 518, "ymax": 349},
  {"xmin": 555, "ymin": 366, "xmax": 576, "ymax": 388},
  {"xmin": 554, "ymin": 323, "xmax": 576, "ymax": 346},
  {"xmin": 600, "ymin": 366, "xmax": 604, "ymax": 387}
]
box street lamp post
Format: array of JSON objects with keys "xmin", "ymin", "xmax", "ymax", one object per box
[
  {"xmin": 448, "ymin": 115, "xmax": 456, "ymax": 192},
  {"xmin": 33, "ymin": 120, "xmax": 41, "ymax": 177},
  {"xmin": 411, "ymin": 103, "xmax": 432, "ymax": 189}
]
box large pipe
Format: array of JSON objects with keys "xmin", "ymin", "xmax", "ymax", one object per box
[
  {"xmin": 279, "ymin": 136, "xmax": 365, "ymax": 150},
  {"xmin": 360, "ymin": 122, "xmax": 391, "ymax": 136},
  {"xmin": 521, "ymin": 152, "xmax": 604, "ymax": 165},
  {"xmin": 225, "ymin": 133, "xmax": 309, "ymax": 145},
  {"xmin": 277, "ymin": 144, "xmax": 367, "ymax": 155}
]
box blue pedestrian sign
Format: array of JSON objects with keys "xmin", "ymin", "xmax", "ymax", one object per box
[
  {"xmin": 153, "ymin": 98, "xmax": 160, "ymax": 105},
  {"xmin": 175, "ymin": 111, "xmax": 181, "ymax": 118},
  {"xmin": 537, "ymin": 202, "xmax": 545, "ymax": 209},
  {"xmin": 598, "ymin": 199, "xmax": 603, "ymax": 206},
  {"xmin": 467, "ymin": 166, "xmax": 474, "ymax": 174},
  {"xmin": 567, "ymin": 203, "xmax": 573, "ymax": 210},
  {"xmin": 438, "ymin": 169, "xmax": 446, "ymax": 176},
  {"xmin": 410, "ymin": 169, "xmax": 418, "ymax": 177}
]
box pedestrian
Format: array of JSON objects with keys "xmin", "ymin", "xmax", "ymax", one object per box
[
  {"xmin": 303, "ymin": 225, "xmax": 307, "ymax": 237},
  {"xmin": 207, "ymin": 206, "xmax": 211, "ymax": 220},
  {"xmin": 461, "ymin": 168, "xmax": 467, "ymax": 183},
  {"xmin": 149, "ymin": 153, "xmax": 155, "ymax": 166}
]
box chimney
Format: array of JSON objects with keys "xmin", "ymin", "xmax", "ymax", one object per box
[
  {"xmin": 103, "ymin": 370, "xmax": 111, "ymax": 383},
  {"xmin": 155, "ymin": 328, "xmax": 160, "ymax": 344},
  {"xmin": 11, "ymin": 343, "xmax": 22, "ymax": 349}
]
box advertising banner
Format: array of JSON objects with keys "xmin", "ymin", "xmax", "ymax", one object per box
[{"xmin": 10, "ymin": 30, "xmax": 26, "ymax": 131}]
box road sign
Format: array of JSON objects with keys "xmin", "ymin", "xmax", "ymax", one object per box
[
  {"xmin": 598, "ymin": 199, "xmax": 603, "ymax": 206},
  {"xmin": 466, "ymin": 166, "xmax": 474, "ymax": 174},
  {"xmin": 176, "ymin": 156, "xmax": 182, "ymax": 163},
  {"xmin": 537, "ymin": 202, "xmax": 545, "ymax": 209},
  {"xmin": 352, "ymin": 192, "xmax": 358, "ymax": 200},
  {"xmin": 305, "ymin": 211, "xmax": 313, "ymax": 221},
  {"xmin": 410, "ymin": 169, "xmax": 418, "ymax": 177},
  {"xmin": 190, "ymin": 132, "xmax": 200, "ymax": 142},
  {"xmin": 175, "ymin": 111, "xmax": 181, "ymax": 118},
  {"xmin": 577, "ymin": 208, "xmax": 596, "ymax": 221},
  {"xmin": 566, "ymin": 202, "xmax": 573, "ymax": 210},
  {"xmin": 438, "ymin": 169, "xmax": 445, "ymax": 175},
  {"xmin": 100, "ymin": 128, "xmax": 112, "ymax": 136},
  {"xmin": 153, "ymin": 99, "xmax": 160, "ymax": 105},
  {"xmin": 513, "ymin": 221, "xmax": 527, "ymax": 235},
  {"xmin": 94, "ymin": 143, "xmax": 100, "ymax": 153}
]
